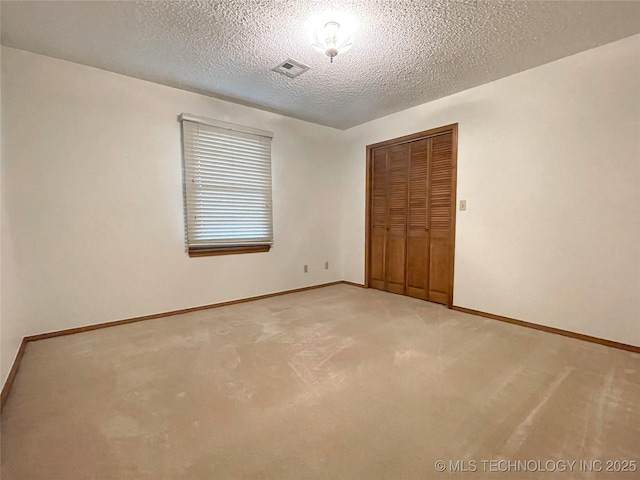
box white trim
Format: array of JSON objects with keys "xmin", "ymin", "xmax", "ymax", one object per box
[{"xmin": 179, "ymin": 113, "xmax": 273, "ymax": 138}]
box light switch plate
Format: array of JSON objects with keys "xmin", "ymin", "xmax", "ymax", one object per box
[{"xmin": 460, "ymin": 200, "xmax": 467, "ymax": 211}]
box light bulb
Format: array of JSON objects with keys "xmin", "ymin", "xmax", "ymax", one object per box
[{"xmin": 308, "ymin": 13, "xmax": 356, "ymax": 63}]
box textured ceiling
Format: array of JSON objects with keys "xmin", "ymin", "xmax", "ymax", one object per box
[{"xmin": 2, "ymin": 1, "xmax": 639, "ymax": 129}]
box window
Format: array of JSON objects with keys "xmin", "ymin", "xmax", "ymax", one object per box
[{"xmin": 180, "ymin": 114, "xmax": 273, "ymax": 256}]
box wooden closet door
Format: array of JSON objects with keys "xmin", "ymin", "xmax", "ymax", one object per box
[
  {"xmin": 386, "ymin": 144, "xmax": 409, "ymax": 294},
  {"xmin": 427, "ymin": 132, "xmax": 454, "ymax": 304},
  {"xmin": 369, "ymin": 148, "xmax": 388, "ymax": 291},
  {"xmin": 366, "ymin": 124, "xmax": 456, "ymax": 305},
  {"xmin": 406, "ymin": 138, "xmax": 429, "ymax": 299}
]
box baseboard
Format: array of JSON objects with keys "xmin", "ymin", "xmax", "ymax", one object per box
[
  {"xmin": 0, "ymin": 338, "xmax": 28, "ymax": 414},
  {"xmin": 451, "ymin": 305, "xmax": 640, "ymax": 354},
  {"xmin": 7, "ymin": 283, "xmax": 632, "ymax": 413},
  {"xmin": 1, "ymin": 280, "xmax": 358, "ymax": 412},
  {"xmin": 25, "ymin": 281, "xmax": 350, "ymax": 343}
]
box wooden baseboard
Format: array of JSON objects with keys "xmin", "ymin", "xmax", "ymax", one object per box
[
  {"xmin": 1, "ymin": 280, "xmax": 358, "ymax": 412},
  {"xmin": 26, "ymin": 281, "xmax": 350, "ymax": 343},
  {"xmin": 451, "ymin": 305, "xmax": 640, "ymax": 354},
  {"xmin": 0, "ymin": 338, "xmax": 28, "ymax": 414},
  {"xmin": 9, "ymin": 282, "xmax": 632, "ymax": 412}
]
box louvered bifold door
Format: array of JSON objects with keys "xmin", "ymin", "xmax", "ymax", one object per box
[
  {"xmin": 406, "ymin": 139, "xmax": 429, "ymax": 299},
  {"xmin": 427, "ymin": 132, "xmax": 454, "ymax": 304},
  {"xmin": 369, "ymin": 148, "xmax": 388, "ymax": 291},
  {"xmin": 386, "ymin": 144, "xmax": 409, "ymax": 294}
]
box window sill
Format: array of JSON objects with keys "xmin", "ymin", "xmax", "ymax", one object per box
[{"xmin": 188, "ymin": 245, "xmax": 271, "ymax": 257}]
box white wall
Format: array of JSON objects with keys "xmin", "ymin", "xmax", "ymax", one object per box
[
  {"xmin": 0, "ymin": 47, "xmax": 344, "ymax": 386},
  {"xmin": 340, "ymin": 34, "xmax": 640, "ymax": 347},
  {"xmin": 2, "ymin": 34, "xmax": 639, "ymax": 388}
]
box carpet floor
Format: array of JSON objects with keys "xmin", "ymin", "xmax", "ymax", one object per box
[{"xmin": 1, "ymin": 284, "xmax": 639, "ymax": 479}]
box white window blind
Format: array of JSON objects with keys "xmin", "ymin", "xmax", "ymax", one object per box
[{"xmin": 180, "ymin": 114, "xmax": 273, "ymax": 252}]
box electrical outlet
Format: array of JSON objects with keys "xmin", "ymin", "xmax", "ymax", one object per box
[
  {"xmin": 459, "ymin": 200, "xmax": 467, "ymax": 211},
  {"xmin": 304, "ymin": 265, "xmax": 308, "ymax": 273},
  {"xmin": 325, "ymin": 261, "xmax": 329, "ymax": 270}
]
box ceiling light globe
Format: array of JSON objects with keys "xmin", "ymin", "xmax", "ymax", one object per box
[{"xmin": 310, "ymin": 19, "xmax": 355, "ymax": 62}]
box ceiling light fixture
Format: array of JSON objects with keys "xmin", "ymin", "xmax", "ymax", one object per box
[{"xmin": 308, "ymin": 12, "xmax": 356, "ymax": 63}]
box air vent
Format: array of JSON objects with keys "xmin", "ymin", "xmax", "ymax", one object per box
[{"xmin": 272, "ymin": 58, "xmax": 310, "ymax": 78}]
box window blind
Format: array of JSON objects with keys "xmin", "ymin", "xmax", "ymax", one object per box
[{"xmin": 180, "ymin": 114, "xmax": 274, "ymax": 251}]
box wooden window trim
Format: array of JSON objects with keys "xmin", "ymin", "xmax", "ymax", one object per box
[{"xmin": 188, "ymin": 245, "xmax": 271, "ymax": 257}]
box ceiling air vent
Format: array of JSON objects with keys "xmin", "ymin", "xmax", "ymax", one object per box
[{"xmin": 272, "ymin": 58, "xmax": 310, "ymax": 78}]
